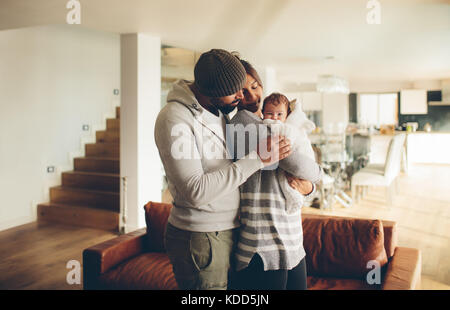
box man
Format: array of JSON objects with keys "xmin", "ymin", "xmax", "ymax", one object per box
[{"xmin": 154, "ymin": 49, "xmax": 291, "ymax": 290}]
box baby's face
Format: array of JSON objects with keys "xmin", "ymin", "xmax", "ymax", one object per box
[{"xmin": 263, "ymin": 103, "xmax": 288, "ymax": 122}]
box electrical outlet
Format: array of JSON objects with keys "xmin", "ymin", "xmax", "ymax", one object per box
[
  {"xmin": 47, "ymin": 166, "xmax": 55, "ymax": 173},
  {"xmin": 82, "ymin": 124, "xmax": 90, "ymax": 131},
  {"xmin": 114, "ymin": 89, "xmax": 120, "ymax": 95}
]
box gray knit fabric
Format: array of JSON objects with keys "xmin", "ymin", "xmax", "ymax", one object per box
[{"xmin": 194, "ymin": 49, "xmax": 246, "ymax": 98}]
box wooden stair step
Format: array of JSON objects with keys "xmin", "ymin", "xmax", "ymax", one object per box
[
  {"xmin": 106, "ymin": 118, "xmax": 120, "ymax": 131},
  {"xmin": 96, "ymin": 130, "xmax": 120, "ymax": 143},
  {"xmin": 62, "ymin": 171, "xmax": 119, "ymax": 192},
  {"xmin": 74, "ymin": 157, "xmax": 119, "ymax": 174},
  {"xmin": 85, "ymin": 142, "xmax": 119, "ymax": 158},
  {"xmin": 49, "ymin": 186, "xmax": 119, "ymax": 212},
  {"xmin": 37, "ymin": 202, "xmax": 119, "ymax": 232},
  {"xmin": 37, "ymin": 108, "xmax": 122, "ymax": 233}
]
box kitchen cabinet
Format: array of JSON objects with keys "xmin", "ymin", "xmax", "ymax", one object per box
[
  {"xmin": 400, "ymin": 89, "xmax": 427, "ymax": 114},
  {"xmin": 284, "ymin": 92, "xmax": 348, "ymax": 127}
]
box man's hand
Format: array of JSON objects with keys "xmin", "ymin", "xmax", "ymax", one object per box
[
  {"xmin": 286, "ymin": 173, "xmax": 314, "ymax": 195},
  {"xmin": 257, "ymin": 135, "xmax": 291, "ymax": 167}
]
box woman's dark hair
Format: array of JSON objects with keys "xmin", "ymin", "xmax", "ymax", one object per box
[{"xmin": 231, "ymin": 52, "xmax": 263, "ymax": 89}]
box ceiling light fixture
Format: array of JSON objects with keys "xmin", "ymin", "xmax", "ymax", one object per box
[{"xmin": 316, "ymin": 74, "xmax": 350, "ymax": 94}]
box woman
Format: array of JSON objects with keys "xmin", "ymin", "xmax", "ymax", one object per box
[
  {"xmin": 238, "ymin": 57, "xmax": 315, "ymax": 202},
  {"xmin": 229, "ymin": 55, "xmax": 321, "ymax": 290}
]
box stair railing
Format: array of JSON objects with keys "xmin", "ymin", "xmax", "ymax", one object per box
[{"xmin": 119, "ymin": 176, "xmax": 128, "ymax": 234}]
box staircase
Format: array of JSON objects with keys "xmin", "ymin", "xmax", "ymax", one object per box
[{"xmin": 37, "ymin": 106, "xmax": 121, "ymax": 232}]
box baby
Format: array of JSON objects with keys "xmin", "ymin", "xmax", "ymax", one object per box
[{"xmin": 262, "ymin": 93, "xmax": 317, "ymax": 213}]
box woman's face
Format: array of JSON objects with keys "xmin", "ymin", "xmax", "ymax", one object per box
[{"xmin": 238, "ymin": 74, "xmax": 263, "ymax": 115}]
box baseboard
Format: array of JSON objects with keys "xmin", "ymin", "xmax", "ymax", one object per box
[{"xmin": 0, "ymin": 215, "xmax": 35, "ymax": 232}]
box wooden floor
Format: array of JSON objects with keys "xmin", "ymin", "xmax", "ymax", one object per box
[
  {"xmin": 0, "ymin": 222, "xmax": 116, "ymax": 290},
  {"xmin": 303, "ymin": 163, "xmax": 450, "ymax": 290},
  {"xmin": 0, "ymin": 163, "xmax": 448, "ymax": 290}
]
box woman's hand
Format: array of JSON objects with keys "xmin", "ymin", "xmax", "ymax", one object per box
[{"xmin": 286, "ymin": 173, "xmax": 313, "ymax": 195}]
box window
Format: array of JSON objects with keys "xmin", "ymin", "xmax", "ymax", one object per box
[{"xmin": 358, "ymin": 93, "xmax": 397, "ymax": 126}]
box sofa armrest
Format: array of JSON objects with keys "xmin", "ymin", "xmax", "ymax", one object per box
[
  {"xmin": 382, "ymin": 247, "xmax": 422, "ymax": 290},
  {"xmin": 83, "ymin": 228, "xmax": 147, "ymax": 289}
]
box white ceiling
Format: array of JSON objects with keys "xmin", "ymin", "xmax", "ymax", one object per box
[{"xmin": 1, "ymin": 0, "xmax": 449, "ymax": 88}]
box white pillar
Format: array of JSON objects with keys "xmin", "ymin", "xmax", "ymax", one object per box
[
  {"xmin": 120, "ymin": 33, "xmax": 161, "ymax": 232},
  {"xmin": 260, "ymin": 66, "xmax": 277, "ymax": 96}
]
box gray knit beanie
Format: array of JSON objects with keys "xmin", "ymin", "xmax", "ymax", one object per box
[{"xmin": 194, "ymin": 49, "xmax": 246, "ymax": 98}]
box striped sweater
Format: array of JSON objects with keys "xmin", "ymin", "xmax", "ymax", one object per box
[{"xmin": 228, "ymin": 110, "xmax": 322, "ymax": 271}]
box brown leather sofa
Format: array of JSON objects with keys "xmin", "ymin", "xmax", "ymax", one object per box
[{"xmin": 83, "ymin": 201, "xmax": 422, "ymax": 290}]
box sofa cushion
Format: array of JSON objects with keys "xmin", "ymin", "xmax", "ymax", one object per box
[
  {"xmin": 98, "ymin": 252, "xmax": 178, "ymax": 290},
  {"xmin": 307, "ymin": 276, "xmax": 379, "ymax": 290},
  {"xmin": 302, "ymin": 217, "xmax": 388, "ymax": 279},
  {"xmin": 143, "ymin": 201, "xmax": 172, "ymax": 252},
  {"xmin": 302, "ymin": 214, "xmax": 397, "ymax": 259}
]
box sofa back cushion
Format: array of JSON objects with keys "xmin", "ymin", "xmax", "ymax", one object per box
[
  {"xmin": 302, "ymin": 213, "xmax": 397, "ymax": 259},
  {"xmin": 143, "ymin": 201, "xmax": 172, "ymax": 252},
  {"xmin": 302, "ymin": 216, "xmax": 388, "ymax": 278}
]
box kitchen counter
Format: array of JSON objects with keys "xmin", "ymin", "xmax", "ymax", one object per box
[
  {"xmin": 365, "ymin": 131, "xmax": 450, "ymax": 165},
  {"xmin": 406, "ymin": 132, "xmax": 450, "ymax": 165},
  {"xmin": 310, "ymin": 131, "xmax": 450, "ymax": 165},
  {"xmin": 406, "ymin": 131, "xmax": 450, "ymax": 134}
]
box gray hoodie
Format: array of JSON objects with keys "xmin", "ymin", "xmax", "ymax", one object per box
[{"xmin": 154, "ymin": 80, "xmax": 264, "ymax": 232}]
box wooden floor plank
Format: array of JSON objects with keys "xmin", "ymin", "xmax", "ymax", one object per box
[{"xmin": 0, "ymin": 223, "xmax": 116, "ymax": 290}]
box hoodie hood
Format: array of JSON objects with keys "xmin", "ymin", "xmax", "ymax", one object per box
[{"xmin": 167, "ymin": 79, "xmax": 205, "ymax": 117}]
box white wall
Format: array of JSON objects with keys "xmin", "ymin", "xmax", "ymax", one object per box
[
  {"xmin": 0, "ymin": 25, "xmax": 120, "ymax": 231},
  {"xmin": 349, "ymin": 79, "xmax": 442, "ymax": 93},
  {"xmin": 322, "ymin": 93, "xmax": 349, "ymax": 127}
]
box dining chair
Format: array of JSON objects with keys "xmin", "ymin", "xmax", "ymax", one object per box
[{"xmin": 351, "ymin": 133, "xmax": 406, "ymax": 206}]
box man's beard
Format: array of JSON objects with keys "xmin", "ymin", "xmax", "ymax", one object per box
[
  {"xmin": 219, "ymin": 103, "xmax": 238, "ymax": 114},
  {"xmin": 238, "ymin": 98, "xmax": 260, "ymax": 113},
  {"xmin": 211, "ymin": 98, "xmax": 240, "ymax": 115}
]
